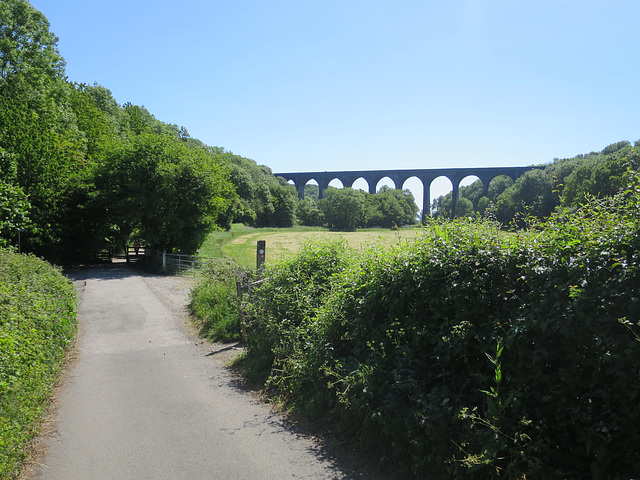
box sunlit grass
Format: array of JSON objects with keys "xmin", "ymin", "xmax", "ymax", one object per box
[{"xmin": 198, "ymin": 224, "xmax": 425, "ymax": 268}]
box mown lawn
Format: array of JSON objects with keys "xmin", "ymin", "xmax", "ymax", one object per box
[{"xmin": 198, "ymin": 224, "xmax": 425, "ymax": 268}]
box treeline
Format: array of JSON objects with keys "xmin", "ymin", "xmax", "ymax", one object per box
[
  {"xmin": 3, "ymin": 0, "xmax": 637, "ymax": 263},
  {"xmin": 433, "ymin": 140, "xmax": 640, "ymax": 222},
  {"xmin": 0, "ymin": 0, "xmax": 238, "ymax": 261},
  {"xmin": 0, "ymin": 0, "xmax": 419, "ymax": 263},
  {"xmin": 296, "ymin": 184, "xmax": 419, "ymax": 229}
]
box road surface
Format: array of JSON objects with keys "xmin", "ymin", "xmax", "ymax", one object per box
[{"xmin": 29, "ymin": 266, "xmax": 373, "ymax": 480}]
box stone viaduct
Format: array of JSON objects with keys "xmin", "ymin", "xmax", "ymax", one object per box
[{"xmin": 275, "ymin": 166, "xmax": 542, "ymax": 217}]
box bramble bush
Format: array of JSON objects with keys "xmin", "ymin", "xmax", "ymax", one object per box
[
  {"xmin": 0, "ymin": 249, "xmax": 77, "ymax": 479},
  {"xmin": 242, "ymin": 174, "xmax": 640, "ymax": 479}
]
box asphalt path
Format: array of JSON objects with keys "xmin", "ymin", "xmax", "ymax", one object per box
[{"xmin": 31, "ymin": 266, "xmax": 371, "ymax": 480}]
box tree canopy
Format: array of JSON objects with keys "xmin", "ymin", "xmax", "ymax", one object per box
[
  {"xmin": 292, "ymin": 185, "xmax": 419, "ymax": 230},
  {"xmin": 432, "ymin": 140, "xmax": 640, "ymax": 224},
  {"xmin": 0, "ymin": 1, "xmax": 241, "ymax": 259}
]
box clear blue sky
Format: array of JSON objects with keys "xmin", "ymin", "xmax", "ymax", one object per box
[{"xmin": 34, "ymin": 0, "xmax": 640, "ymax": 204}]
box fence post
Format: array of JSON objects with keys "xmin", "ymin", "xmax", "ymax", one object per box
[
  {"xmin": 162, "ymin": 251, "xmax": 166, "ymax": 273},
  {"xmin": 256, "ymin": 240, "xmax": 266, "ymax": 275}
]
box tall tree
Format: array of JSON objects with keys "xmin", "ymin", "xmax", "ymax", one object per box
[
  {"xmin": 0, "ymin": 147, "xmax": 29, "ymax": 247},
  {"xmin": 0, "ymin": 0, "xmax": 65, "ymax": 80},
  {"xmin": 0, "ymin": 0, "xmax": 86, "ymax": 257},
  {"xmin": 92, "ymin": 134, "xmax": 236, "ymax": 253}
]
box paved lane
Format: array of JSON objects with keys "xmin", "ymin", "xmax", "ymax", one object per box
[{"xmin": 32, "ymin": 266, "xmax": 361, "ymax": 480}]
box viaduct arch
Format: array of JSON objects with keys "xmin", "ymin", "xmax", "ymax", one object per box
[{"xmin": 275, "ymin": 166, "xmax": 542, "ymax": 218}]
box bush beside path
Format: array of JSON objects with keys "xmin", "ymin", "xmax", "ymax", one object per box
[{"xmin": 0, "ymin": 250, "xmax": 76, "ymax": 479}]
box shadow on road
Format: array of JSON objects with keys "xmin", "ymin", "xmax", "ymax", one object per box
[
  {"xmin": 224, "ymin": 359, "xmax": 400, "ymax": 480},
  {"xmin": 65, "ymin": 264, "xmax": 149, "ymax": 282}
]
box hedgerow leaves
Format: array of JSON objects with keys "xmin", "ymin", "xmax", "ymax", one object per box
[{"xmin": 243, "ymin": 175, "xmax": 640, "ymax": 479}]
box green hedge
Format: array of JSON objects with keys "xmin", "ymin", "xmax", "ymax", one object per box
[
  {"xmin": 243, "ymin": 178, "xmax": 640, "ymax": 478},
  {"xmin": 243, "ymin": 239, "xmax": 354, "ymax": 391},
  {"xmin": 0, "ymin": 250, "xmax": 77, "ymax": 479}
]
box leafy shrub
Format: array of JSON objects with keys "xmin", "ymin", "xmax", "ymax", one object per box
[
  {"xmin": 0, "ymin": 249, "xmax": 77, "ymax": 479},
  {"xmin": 243, "ymin": 174, "xmax": 640, "ymax": 478},
  {"xmin": 492, "ymin": 184, "xmax": 640, "ymax": 478},
  {"xmin": 318, "ymin": 220, "xmax": 521, "ymax": 477},
  {"xmin": 243, "ymin": 239, "xmax": 354, "ymax": 399},
  {"xmin": 189, "ymin": 257, "xmax": 251, "ymax": 342}
]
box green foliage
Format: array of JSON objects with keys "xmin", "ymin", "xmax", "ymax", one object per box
[
  {"xmin": 295, "ymin": 197, "xmax": 323, "ymax": 226},
  {"xmin": 317, "ymin": 220, "xmax": 520, "ymax": 477},
  {"xmin": 433, "ymin": 175, "xmax": 513, "ymax": 219},
  {"xmin": 217, "ymin": 157, "xmax": 298, "ymax": 228},
  {"xmin": 432, "ymin": 141, "xmax": 639, "ymax": 225},
  {"xmin": 190, "ymin": 258, "xmax": 251, "ymax": 342},
  {"xmin": 243, "ymin": 174, "xmax": 640, "ymax": 478},
  {"xmin": 0, "ymin": 148, "xmax": 29, "ymax": 247},
  {"xmin": 494, "ymin": 168, "xmax": 558, "ymax": 225},
  {"xmin": 0, "ymin": 249, "xmax": 77, "ymax": 478},
  {"xmin": 364, "ymin": 186, "xmax": 419, "ymax": 228},
  {"xmin": 319, "ymin": 187, "xmax": 366, "ymax": 230},
  {"xmin": 0, "ymin": 3, "xmax": 283, "ymax": 261},
  {"xmin": 92, "ymin": 133, "xmax": 236, "ymax": 254},
  {"xmin": 0, "ymin": 0, "xmax": 65, "ymax": 81},
  {"xmin": 259, "ymin": 179, "xmax": 298, "ymax": 228},
  {"xmin": 68, "ymin": 83, "xmax": 127, "ymax": 161},
  {"xmin": 243, "ymin": 240, "xmax": 354, "ymax": 393},
  {"xmin": 561, "ymin": 154, "xmax": 629, "ymax": 207},
  {"xmin": 0, "ymin": 3, "xmax": 85, "ymax": 259},
  {"xmin": 297, "ymin": 186, "xmax": 419, "ymax": 229}
]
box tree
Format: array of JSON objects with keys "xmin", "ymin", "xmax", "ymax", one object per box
[
  {"xmin": 320, "ymin": 187, "xmax": 366, "ymax": 230},
  {"xmin": 296, "ymin": 197, "xmax": 323, "ymax": 226},
  {"xmin": 365, "ymin": 190, "xmax": 404, "ymax": 228},
  {"xmin": 364, "ymin": 186, "xmax": 418, "ymax": 228},
  {"xmin": 0, "ymin": 147, "xmax": 29, "ymax": 247},
  {"xmin": 476, "ymin": 196, "xmax": 491, "ymax": 216},
  {"xmin": 454, "ymin": 196, "xmax": 474, "ymax": 218},
  {"xmin": 261, "ymin": 179, "xmax": 298, "ymax": 228},
  {"xmin": 68, "ymin": 83, "xmax": 128, "ymax": 161},
  {"xmin": 93, "ymin": 134, "xmax": 236, "ymax": 253},
  {"xmin": 494, "ymin": 169, "xmax": 557, "ymax": 224},
  {"xmin": 486, "ymin": 175, "xmax": 514, "ymax": 202},
  {"xmin": 0, "ymin": 1, "xmax": 87, "ymax": 257},
  {"xmin": 216, "ymin": 155, "xmax": 296, "ymax": 227},
  {"xmin": 0, "ymin": 0, "xmax": 66, "ymax": 80}
]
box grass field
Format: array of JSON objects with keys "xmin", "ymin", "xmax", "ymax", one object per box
[{"xmin": 197, "ymin": 224, "xmax": 426, "ymax": 268}]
